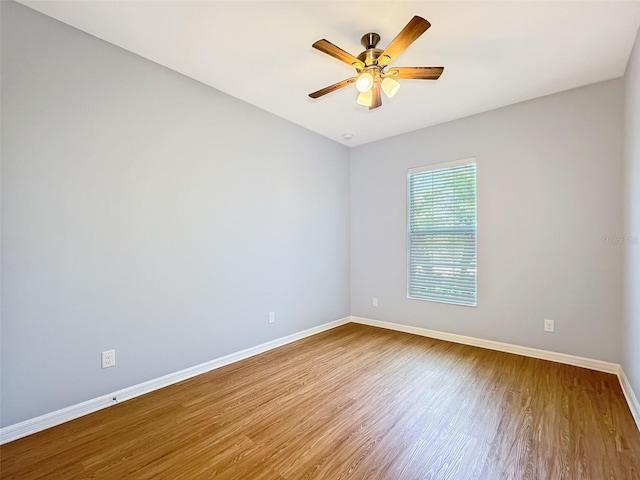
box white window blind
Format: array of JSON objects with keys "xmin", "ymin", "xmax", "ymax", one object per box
[{"xmin": 407, "ymin": 159, "xmax": 477, "ymax": 306}]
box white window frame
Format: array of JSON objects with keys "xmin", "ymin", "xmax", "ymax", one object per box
[{"xmin": 407, "ymin": 158, "xmax": 477, "ymax": 307}]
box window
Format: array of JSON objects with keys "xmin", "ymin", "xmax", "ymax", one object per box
[{"xmin": 407, "ymin": 158, "xmax": 477, "ymax": 306}]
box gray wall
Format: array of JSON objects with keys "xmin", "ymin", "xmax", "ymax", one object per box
[
  {"xmin": 0, "ymin": 2, "xmax": 350, "ymax": 427},
  {"xmin": 624, "ymin": 28, "xmax": 640, "ymax": 403},
  {"xmin": 351, "ymin": 79, "xmax": 625, "ymax": 363},
  {"xmin": 1, "ymin": 0, "xmax": 635, "ymax": 431}
]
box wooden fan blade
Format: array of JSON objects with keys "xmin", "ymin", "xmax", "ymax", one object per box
[
  {"xmin": 369, "ymin": 82, "xmax": 382, "ymax": 110},
  {"xmin": 387, "ymin": 66, "xmax": 444, "ymax": 80},
  {"xmin": 378, "ymin": 16, "xmax": 431, "ymax": 67},
  {"xmin": 309, "ymin": 78, "xmax": 356, "ymax": 99},
  {"xmin": 312, "ymin": 39, "xmax": 365, "ymax": 69}
]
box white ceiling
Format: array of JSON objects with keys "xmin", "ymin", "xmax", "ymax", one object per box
[{"xmin": 17, "ymin": 0, "xmax": 640, "ymax": 147}]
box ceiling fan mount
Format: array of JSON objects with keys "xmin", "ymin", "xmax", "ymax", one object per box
[
  {"xmin": 309, "ymin": 16, "xmax": 444, "ymax": 110},
  {"xmin": 361, "ymin": 32, "xmax": 381, "ymax": 50}
]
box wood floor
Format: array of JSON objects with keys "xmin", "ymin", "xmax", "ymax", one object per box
[{"xmin": 1, "ymin": 323, "xmax": 639, "ymax": 479}]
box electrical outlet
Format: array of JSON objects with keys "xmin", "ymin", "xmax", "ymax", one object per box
[
  {"xmin": 102, "ymin": 350, "xmax": 115, "ymax": 368},
  {"xmin": 544, "ymin": 319, "xmax": 555, "ymax": 333},
  {"xmin": 268, "ymin": 312, "xmax": 275, "ymax": 324},
  {"xmin": 373, "ymin": 298, "xmax": 379, "ymax": 307}
]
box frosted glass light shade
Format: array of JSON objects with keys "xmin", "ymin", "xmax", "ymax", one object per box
[
  {"xmin": 355, "ymin": 72, "xmax": 374, "ymax": 92},
  {"xmin": 381, "ymin": 77, "xmax": 400, "ymax": 98},
  {"xmin": 357, "ymin": 90, "xmax": 373, "ymax": 106}
]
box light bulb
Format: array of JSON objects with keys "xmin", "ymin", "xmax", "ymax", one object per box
[
  {"xmin": 381, "ymin": 77, "xmax": 400, "ymax": 98},
  {"xmin": 355, "ymin": 72, "xmax": 374, "ymax": 92},
  {"xmin": 357, "ymin": 90, "xmax": 373, "ymax": 107}
]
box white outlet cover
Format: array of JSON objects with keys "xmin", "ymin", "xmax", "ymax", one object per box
[{"xmin": 102, "ymin": 350, "xmax": 116, "ymax": 368}]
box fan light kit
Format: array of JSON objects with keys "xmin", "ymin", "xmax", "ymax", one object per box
[{"xmin": 309, "ymin": 16, "xmax": 444, "ymax": 110}]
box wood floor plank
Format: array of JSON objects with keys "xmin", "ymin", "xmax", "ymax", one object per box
[{"xmin": 1, "ymin": 323, "xmax": 639, "ymax": 479}]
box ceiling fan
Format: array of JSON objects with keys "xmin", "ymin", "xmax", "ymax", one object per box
[{"xmin": 309, "ymin": 16, "xmax": 444, "ymax": 110}]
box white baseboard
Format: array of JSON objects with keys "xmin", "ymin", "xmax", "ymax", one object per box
[
  {"xmin": 618, "ymin": 368, "xmax": 640, "ymax": 432},
  {"xmin": 0, "ymin": 317, "xmax": 350, "ymax": 445},
  {"xmin": 350, "ymin": 316, "xmax": 620, "ymax": 373},
  {"xmin": 351, "ymin": 316, "xmax": 640, "ymax": 433}
]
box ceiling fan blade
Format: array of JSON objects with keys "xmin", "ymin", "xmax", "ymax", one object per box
[
  {"xmin": 309, "ymin": 78, "xmax": 356, "ymax": 99},
  {"xmin": 312, "ymin": 39, "xmax": 365, "ymax": 69},
  {"xmin": 387, "ymin": 66, "xmax": 444, "ymax": 80},
  {"xmin": 377, "ymin": 16, "xmax": 431, "ymax": 67},
  {"xmin": 369, "ymin": 82, "xmax": 382, "ymax": 110}
]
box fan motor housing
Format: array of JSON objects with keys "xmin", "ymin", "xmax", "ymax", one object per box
[{"xmin": 357, "ymin": 48, "xmax": 383, "ymax": 67}]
